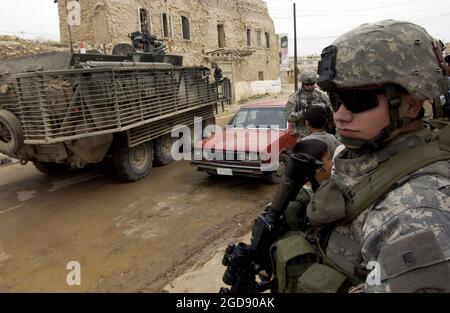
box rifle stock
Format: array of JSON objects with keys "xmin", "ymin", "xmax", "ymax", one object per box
[{"xmin": 220, "ymin": 153, "xmax": 323, "ymax": 293}]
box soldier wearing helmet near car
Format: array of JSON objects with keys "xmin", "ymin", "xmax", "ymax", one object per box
[
  {"xmin": 267, "ymin": 20, "xmax": 450, "ymax": 293},
  {"xmin": 285, "ymin": 71, "xmax": 332, "ymax": 139}
]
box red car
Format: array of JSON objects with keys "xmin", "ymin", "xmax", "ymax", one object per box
[{"xmin": 191, "ymin": 100, "xmax": 297, "ymax": 183}]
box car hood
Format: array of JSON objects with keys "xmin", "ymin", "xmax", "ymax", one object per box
[{"xmin": 194, "ymin": 128, "xmax": 285, "ymax": 153}]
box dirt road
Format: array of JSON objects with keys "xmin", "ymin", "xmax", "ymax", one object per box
[{"xmin": 0, "ymin": 96, "xmax": 287, "ymax": 292}]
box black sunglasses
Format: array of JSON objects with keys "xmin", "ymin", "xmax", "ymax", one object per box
[
  {"xmin": 303, "ymin": 83, "xmax": 315, "ymax": 86},
  {"xmin": 329, "ymin": 89, "xmax": 384, "ymax": 113}
]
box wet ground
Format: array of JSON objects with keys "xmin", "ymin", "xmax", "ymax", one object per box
[{"xmin": 0, "ymin": 95, "xmax": 288, "ymax": 292}]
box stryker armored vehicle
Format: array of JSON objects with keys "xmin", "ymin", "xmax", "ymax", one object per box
[{"xmin": 0, "ymin": 33, "xmax": 231, "ymax": 181}]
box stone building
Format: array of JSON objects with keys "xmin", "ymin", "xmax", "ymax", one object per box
[
  {"xmin": 280, "ymin": 55, "xmax": 320, "ymax": 84},
  {"xmin": 56, "ymin": 0, "xmax": 281, "ymax": 102}
]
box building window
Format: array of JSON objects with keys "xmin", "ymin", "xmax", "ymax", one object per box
[
  {"xmin": 218, "ymin": 24, "xmax": 225, "ymax": 48},
  {"xmin": 258, "ymin": 71, "xmax": 264, "ymax": 80},
  {"xmin": 256, "ymin": 30, "xmax": 262, "ymax": 47},
  {"xmin": 139, "ymin": 8, "xmax": 150, "ymax": 33},
  {"xmin": 265, "ymin": 32, "xmax": 270, "ymax": 48},
  {"xmin": 181, "ymin": 16, "xmax": 191, "ymax": 40},
  {"xmin": 246, "ymin": 28, "xmax": 251, "ymax": 46},
  {"xmin": 162, "ymin": 13, "xmax": 172, "ymax": 38}
]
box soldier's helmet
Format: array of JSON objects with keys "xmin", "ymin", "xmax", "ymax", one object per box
[
  {"xmin": 300, "ymin": 71, "xmax": 317, "ymax": 84},
  {"xmin": 317, "ymin": 20, "xmax": 448, "ymax": 102},
  {"xmin": 132, "ymin": 36, "xmax": 145, "ymax": 49}
]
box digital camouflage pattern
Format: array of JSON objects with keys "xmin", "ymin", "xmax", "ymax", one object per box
[
  {"xmin": 325, "ymin": 126, "xmax": 450, "ymax": 292},
  {"xmin": 319, "ymin": 20, "xmax": 447, "ymax": 101},
  {"xmin": 277, "ymin": 20, "xmax": 450, "ymax": 293},
  {"xmin": 285, "ymin": 88, "xmax": 331, "ymax": 138},
  {"xmin": 285, "ymin": 186, "xmax": 313, "ymax": 231},
  {"xmin": 300, "ymin": 71, "xmax": 317, "ymax": 84}
]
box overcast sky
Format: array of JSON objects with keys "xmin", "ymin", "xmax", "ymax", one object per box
[
  {"xmin": 266, "ymin": 0, "xmax": 450, "ymax": 55},
  {"xmin": 0, "ymin": 0, "xmax": 449, "ymax": 56}
]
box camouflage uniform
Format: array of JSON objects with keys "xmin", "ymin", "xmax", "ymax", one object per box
[
  {"xmin": 285, "ymin": 72, "xmax": 331, "ymax": 138},
  {"xmin": 284, "ymin": 186, "xmax": 313, "ymax": 231},
  {"xmin": 308, "ymin": 20, "xmax": 450, "ymax": 292},
  {"xmin": 321, "ymin": 126, "xmax": 450, "ymax": 292}
]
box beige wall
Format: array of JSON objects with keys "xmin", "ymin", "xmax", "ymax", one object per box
[
  {"xmin": 281, "ymin": 55, "xmax": 320, "ymax": 84},
  {"xmin": 57, "ymin": 0, "xmax": 281, "ymax": 101}
]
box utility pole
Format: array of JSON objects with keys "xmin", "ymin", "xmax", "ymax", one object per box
[
  {"xmin": 293, "ymin": 3, "xmax": 298, "ymax": 92},
  {"xmin": 64, "ymin": 0, "xmax": 74, "ymax": 54}
]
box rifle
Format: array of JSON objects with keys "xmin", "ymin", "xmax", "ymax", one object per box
[{"xmin": 219, "ymin": 152, "xmax": 323, "ymax": 293}]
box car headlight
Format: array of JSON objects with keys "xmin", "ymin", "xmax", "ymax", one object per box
[
  {"xmin": 236, "ymin": 151, "xmax": 245, "ymax": 161},
  {"xmin": 248, "ymin": 152, "xmax": 259, "ymax": 161},
  {"xmin": 194, "ymin": 148, "xmax": 202, "ymax": 160}
]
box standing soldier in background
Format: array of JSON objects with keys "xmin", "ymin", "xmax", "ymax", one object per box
[{"xmin": 285, "ymin": 71, "xmax": 332, "ymax": 139}]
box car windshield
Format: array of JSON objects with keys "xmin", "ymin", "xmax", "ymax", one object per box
[{"xmin": 229, "ymin": 107, "xmax": 286, "ymax": 129}]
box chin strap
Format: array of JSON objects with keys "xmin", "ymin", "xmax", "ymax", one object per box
[{"xmin": 341, "ymin": 84, "xmax": 417, "ymax": 152}]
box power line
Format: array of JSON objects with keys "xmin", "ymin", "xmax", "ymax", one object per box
[
  {"xmin": 274, "ymin": 0, "xmax": 436, "ymax": 12},
  {"xmin": 413, "ymin": 12, "xmax": 450, "ymax": 22},
  {"xmin": 269, "ymin": 1, "xmax": 450, "ymax": 43},
  {"xmin": 268, "ymin": 0, "xmax": 440, "ymax": 16}
]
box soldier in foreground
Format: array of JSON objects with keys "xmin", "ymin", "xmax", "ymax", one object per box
[
  {"xmin": 221, "ymin": 20, "xmax": 450, "ymax": 293},
  {"xmin": 285, "ymin": 71, "xmax": 331, "ymax": 139}
]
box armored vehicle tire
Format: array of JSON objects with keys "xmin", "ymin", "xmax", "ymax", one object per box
[
  {"xmin": 266, "ymin": 153, "xmax": 289, "ymax": 184},
  {"xmin": 0, "ymin": 109, "xmax": 24, "ymax": 156},
  {"xmin": 202, "ymin": 117, "xmax": 217, "ymax": 138},
  {"xmin": 33, "ymin": 161, "xmax": 70, "ymax": 175},
  {"xmin": 113, "ymin": 139, "xmax": 154, "ymax": 182},
  {"xmin": 154, "ymin": 134, "xmax": 175, "ymax": 166}
]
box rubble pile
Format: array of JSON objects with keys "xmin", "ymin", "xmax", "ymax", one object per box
[{"xmin": 0, "ymin": 35, "xmax": 68, "ymax": 60}]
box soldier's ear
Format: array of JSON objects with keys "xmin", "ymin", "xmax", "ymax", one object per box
[
  {"xmin": 402, "ymin": 95, "xmax": 424, "ymax": 119},
  {"xmin": 305, "ymin": 120, "xmax": 311, "ymax": 129}
]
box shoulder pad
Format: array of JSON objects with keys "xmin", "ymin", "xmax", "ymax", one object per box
[{"xmin": 376, "ymin": 228, "xmax": 450, "ymax": 292}]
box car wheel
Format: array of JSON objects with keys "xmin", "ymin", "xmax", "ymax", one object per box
[
  {"xmin": 113, "ymin": 136, "xmax": 153, "ymax": 182},
  {"xmin": 202, "ymin": 116, "xmax": 217, "ymax": 138},
  {"xmin": 266, "ymin": 153, "xmax": 289, "ymax": 184}
]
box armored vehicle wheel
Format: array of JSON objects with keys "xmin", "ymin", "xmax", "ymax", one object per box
[
  {"xmin": 154, "ymin": 134, "xmax": 175, "ymax": 166},
  {"xmin": 202, "ymin": 117, "xmax": 217, "ymax": 138},
  {"xmin": 0, "ymin": 109, "xmax": 23, "ymax": 156},
  {"xmin": 113, "ymin": 139, "xmax": 154, "ymax": 182},
  {"xmin": 266, "ymin": 153, "xmax": 289, "ymax": 184},
  {"xmin": 33, "ymin": 161, "xmax": 70, "ymax": 175}
]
